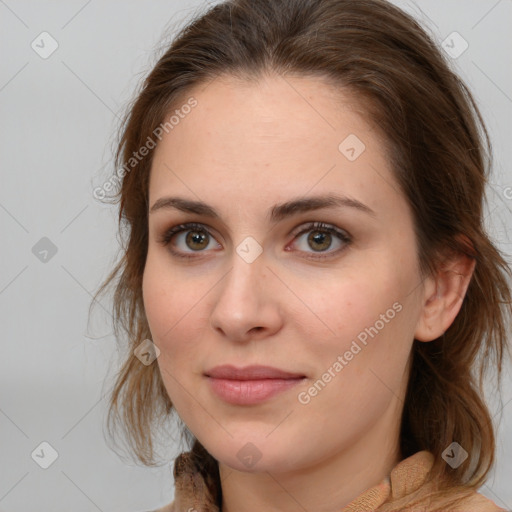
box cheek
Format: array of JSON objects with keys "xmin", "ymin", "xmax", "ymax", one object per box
[
  {"xmin": 299, "ymin": 258, "xmax": 415, "ymax": 374},
  {"xmin": 306, "ymin": 269, "xmax": 400, "ymax": 337},
  {"xmin": 142, "ymin": 259, "xmax": 169, "ymax": 340},
  {"xmin": 294, "ymin": 277, "xmax": 413, "ymax": 417},
  {"xmin": 142, "ymin": 254, "xmax": 210, "ymax": 368},
  {"xmin": 142, "ymin": 256, "xmax": 184, "ymax": 351},
  {"xmin": 142, "ymin": 259, "xmax": 204, "ymax": 409}
]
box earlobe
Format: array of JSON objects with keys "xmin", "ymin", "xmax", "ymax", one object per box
[{"xmin": 414, "ymin": 251, "xmax": 476, "ymax": 342}]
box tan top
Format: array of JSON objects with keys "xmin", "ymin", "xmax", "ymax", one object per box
[{"xmin": 148, "ymin": 449, "xmax": 506, "ymax": 512}]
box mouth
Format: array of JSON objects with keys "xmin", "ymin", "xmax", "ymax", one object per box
[{"xmin": 204, "ymin": 365, "xmax": 307, "ymax": 405}]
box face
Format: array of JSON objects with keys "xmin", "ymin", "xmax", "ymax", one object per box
[{"xmin": 143, "ymin": 73, "xmax": 427, "ymax": 475}]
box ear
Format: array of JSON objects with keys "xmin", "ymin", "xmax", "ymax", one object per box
[{"xmin": 414, "ymin": 242, "xmax": 476, "ymax": 342}]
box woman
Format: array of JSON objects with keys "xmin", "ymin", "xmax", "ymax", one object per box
[{"xmin": 92, "ymin": 0, "xmax": 512, "ymax": 510}]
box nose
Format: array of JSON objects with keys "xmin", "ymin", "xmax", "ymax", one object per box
[{"xmin": 209, "ymin": 249, "xmax": 283, "ymax": 343}]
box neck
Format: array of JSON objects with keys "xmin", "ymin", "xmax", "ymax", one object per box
[{"xmin": 218, "ymin": 418, "xmax": 402, "ymax": 512}]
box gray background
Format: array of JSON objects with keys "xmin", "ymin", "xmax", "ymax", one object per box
[{"xmin": 1, "ymin": 1, "xmax": 511, "ymax": 511}]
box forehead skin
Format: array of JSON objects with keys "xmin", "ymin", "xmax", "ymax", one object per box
[{"xmin": 148, "ymin": 72, "xmax": 410, "ymax": 246}]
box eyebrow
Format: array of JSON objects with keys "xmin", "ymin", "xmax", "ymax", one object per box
[{"xmin": 149, "ymin": 194, "xmax": 376, "ymax": 222}]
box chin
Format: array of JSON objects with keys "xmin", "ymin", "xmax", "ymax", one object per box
[{"xmin": 203, "ymin": 435, "xmax": 305, "ymax": 474}]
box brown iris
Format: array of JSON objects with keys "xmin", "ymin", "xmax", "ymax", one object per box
[
  {"xmin": 186, "ymin": 230, "xmax": 209, "ymax": 250},
  {"xmin": 308, "ymin": 230, "xmax": 332, "ymax": 251}
]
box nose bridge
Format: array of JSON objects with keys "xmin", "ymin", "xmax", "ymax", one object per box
[
  {"xmin": 220, "ymin": 229, "xmax": 267, "ymax": 294},
  {"xmin": 210, "ymin": 243, "xmax": 280, "ymax": 339},
  {"xmin": 218, "ymin": 245, "xmax": 267, "ymax": 311}
]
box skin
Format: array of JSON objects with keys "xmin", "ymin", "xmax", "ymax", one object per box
[{"xmin": 142, "ymin": 73, "xmax": 475, "ymax": 512}]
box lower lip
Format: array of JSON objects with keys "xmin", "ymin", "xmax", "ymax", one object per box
[{"xmin": 206, "ymin": 376, "xmax": 305, "ymax": 405}]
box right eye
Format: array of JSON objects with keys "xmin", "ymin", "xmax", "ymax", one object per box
[{"xmin": 158, "ymin": 222, "xmax": 221, "ymax": 259}]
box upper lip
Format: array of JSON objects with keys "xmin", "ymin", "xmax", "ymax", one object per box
[{"xmin": 205, "ymin": 365, "xmax": 305, "ymax": 380}]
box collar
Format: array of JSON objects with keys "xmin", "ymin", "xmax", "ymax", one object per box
[
  {"xmin": 342, "ymin": 450, "xmax": 435, "ymax": 511},
  {"xmin": 171, "ymin": 449, "xmax": 436, "ymax": 512}
]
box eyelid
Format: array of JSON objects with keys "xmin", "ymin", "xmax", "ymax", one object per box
[
  {"xmin": 157, "ymin": 222, "xmax": 219, "ymax": 246},
  {"xmin": 290, "ymin": 221, "xmax": 350, "ymax": 240}
]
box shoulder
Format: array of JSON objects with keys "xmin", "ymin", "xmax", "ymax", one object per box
[
  {"xmin": 452, "ymin": 490, "xmax": 507, "ymax": 512},
  {"xmin": 417, "ymin": 486, "xmax": 507, "ymax": 512}
]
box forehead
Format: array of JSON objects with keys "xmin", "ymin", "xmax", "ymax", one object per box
[
  {"xmin": 173, "ymin": 72, "xmax": 374, "ymax": 150},
  {"xmin": 148, "ymin": 73, "xmax": 398, "ymax": 217}
]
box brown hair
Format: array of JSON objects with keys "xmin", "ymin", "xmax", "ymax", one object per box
[{"xmin": 91, "ymin": 0, "xmax": 512, "ymax": 502}]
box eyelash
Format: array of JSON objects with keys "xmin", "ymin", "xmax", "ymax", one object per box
[{"xmin": 157, "ymin": 221, "xmax": 352, "ymax": 261}]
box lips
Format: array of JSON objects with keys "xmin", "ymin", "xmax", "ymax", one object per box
[
  {"xmin": 204, "ymin": 365, "xmax": 306, "ymax": 405},
  {"xmin": 204, "ymin": 364, "xmax": 305, "ymax": 380}
]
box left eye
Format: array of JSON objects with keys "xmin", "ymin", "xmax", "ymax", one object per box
[
  {"xmin": 291, "ymin": 222, "xmax": 351, "ymax": 258},
  {"xmin": 158, "ymin": 221, "xmax": 351, "ymax": 260}
]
